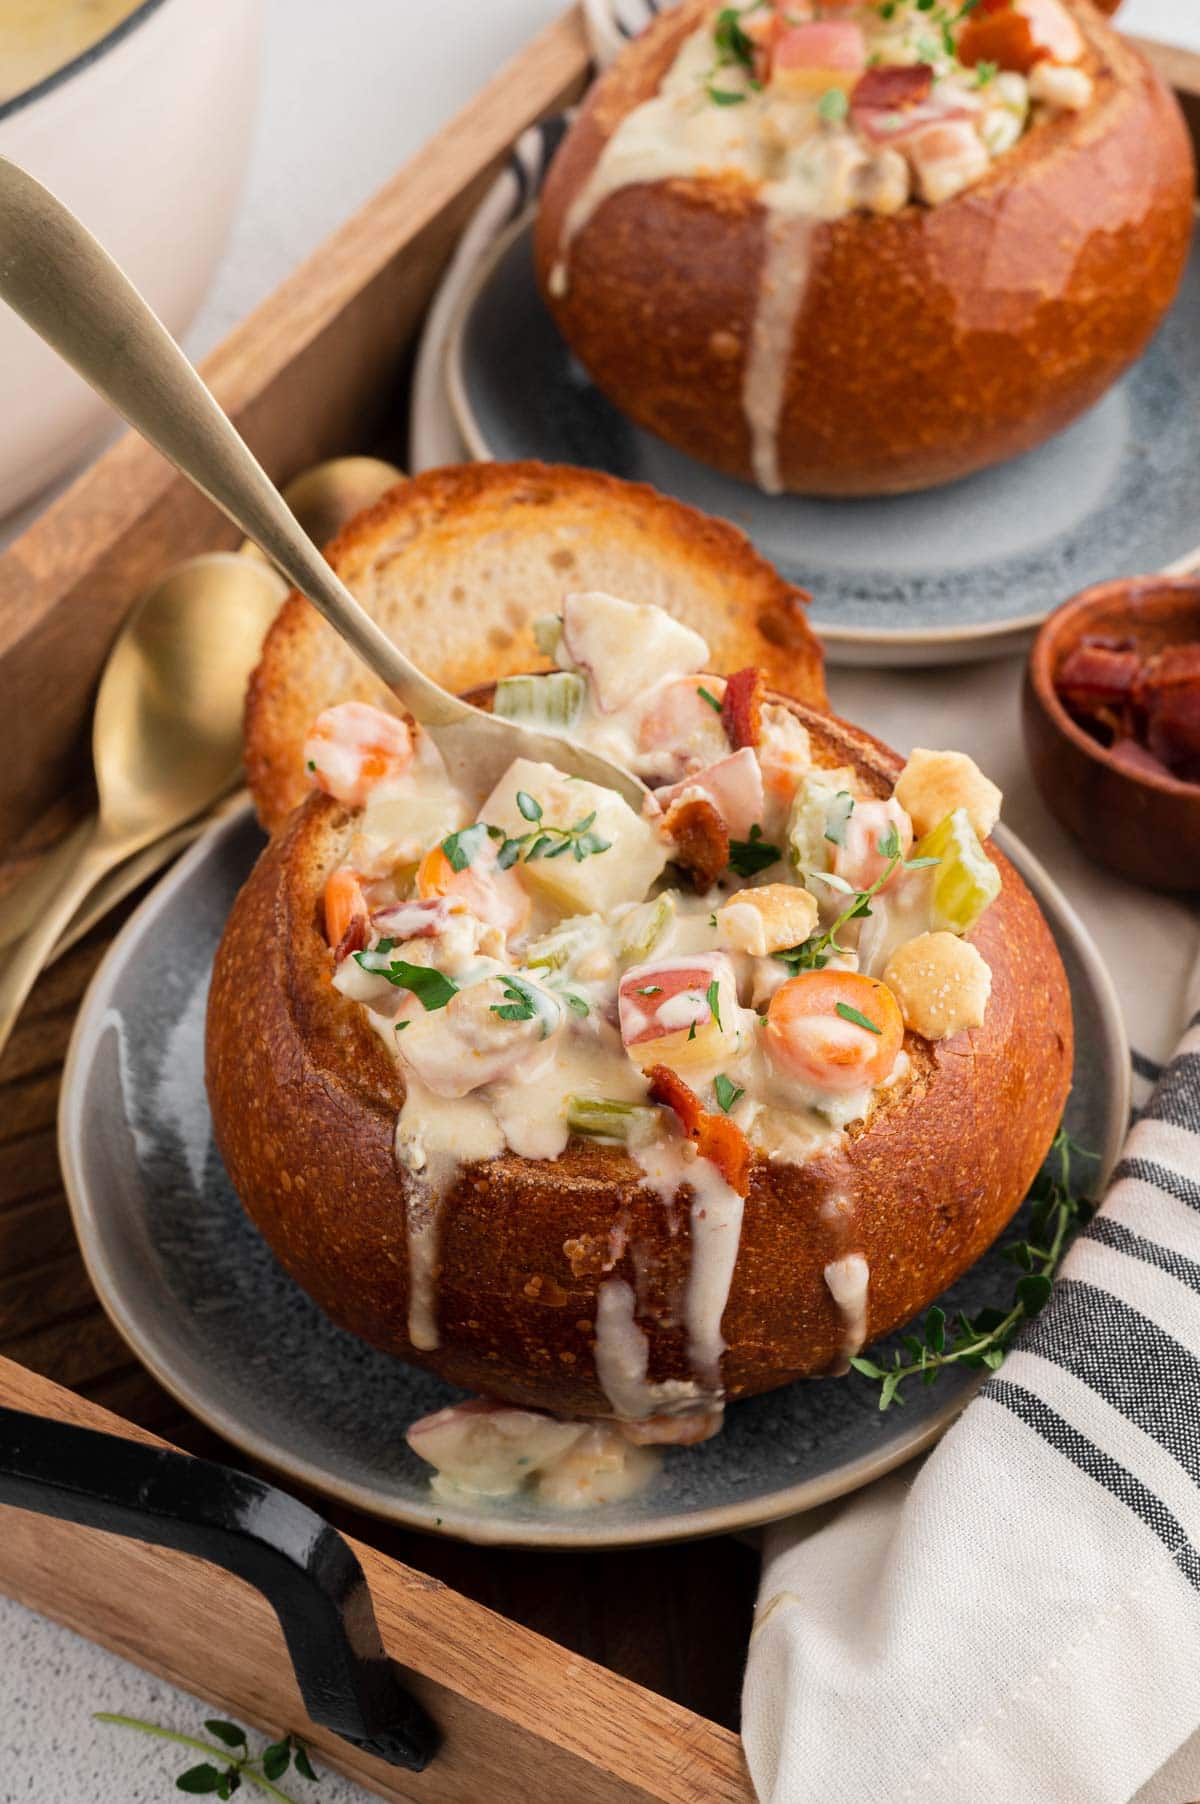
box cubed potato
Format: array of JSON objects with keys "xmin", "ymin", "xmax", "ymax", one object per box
[{"xmin": 481, "ymin": 759, "xmax": 667, "ymax": 915}]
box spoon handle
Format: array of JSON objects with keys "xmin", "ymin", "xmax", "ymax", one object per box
[{"xmin": 0, "ymin": 157, "xmax": 466, "ymax": 733}]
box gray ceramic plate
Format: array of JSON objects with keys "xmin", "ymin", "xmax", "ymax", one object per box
[
  {"xmin": 59, "ymin": 806, "xmax": 1128, "ymax": 1548},
  {"xmin": 447, "ymin": 211, "xmax": 1200, "ymax": 669}
]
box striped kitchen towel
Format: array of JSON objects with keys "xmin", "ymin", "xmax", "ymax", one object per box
[{"xmin": 744, "ymin": 967, "xmax": 1200, "ymax": 1804}]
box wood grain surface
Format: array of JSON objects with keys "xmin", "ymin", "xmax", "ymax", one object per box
[{"xmin": 0, "ymin": 878, "xmax": 758, "ymax": 1777}]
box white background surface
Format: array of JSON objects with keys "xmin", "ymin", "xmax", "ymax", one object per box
[{"xmin": 2, "ymin": 2, "xmax": 1198, "ymax": 1800}]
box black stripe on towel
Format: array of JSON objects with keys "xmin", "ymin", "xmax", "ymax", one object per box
[
  {"xmin": 1019, "ymin": 1281, "xmax": 1200, "ymax": 1485},
  {"xmin": 1132, "ymin": 1048, "xmax": 1165, "ymax": 1084},
  {"xmin": 1086, "ymin": 1217, "xmax": 1200, "ymax": 1300},
  {"xmin": 1113, "ymin": 1156, "xmax": 1200, "ymax": 1215},
  {"xmin": 1142, "ymin": 1052, "xmax": 1200, "ymax": 1133},
  {"xmin": 985, "ymin": 1381, "xmax": 1200, "ymax": 1590}
]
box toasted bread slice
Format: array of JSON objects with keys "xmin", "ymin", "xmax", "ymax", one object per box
[{"xmin": 245, "ymin": 461, "xmax": 825, "ymax": 831}]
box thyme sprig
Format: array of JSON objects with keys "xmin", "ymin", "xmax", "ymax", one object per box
[
  {"xmin": 492, "ymin": 793, "xmax": 612, "ymax": 869},
  {"xmin": 775, "ymin": 825, "xmax": 937, "ymax": 975},
  {"xmin": 95, "ymin": 1713, "xmax": 319, "ymax": 1800},
  {"xmin": 850, "ymin": 1128, "xmax": 1096, "ymax": 1410}
]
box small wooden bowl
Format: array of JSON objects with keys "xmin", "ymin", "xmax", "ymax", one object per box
[{"xmin": 1023, "ymin": 575, "xmax": 1200, "ymax": 892}]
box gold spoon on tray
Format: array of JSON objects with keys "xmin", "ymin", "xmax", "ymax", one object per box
[
  {"xmin": 0, "ymin": 456, "xmax": 403, "ymax": 961},
  {"xmin": 0, "ymin": 157, "xmax": 647, "ymax": 808},
  {"xmin": 0, "ymin": 553, "xmax": 285, "ymax": 1051}
]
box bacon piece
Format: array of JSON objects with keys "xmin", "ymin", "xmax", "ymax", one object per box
[
  {"xmin": 646, "ymin": 1065, "xmax": 752, "ymax": 1197},
  {"xmin": 721, "ymin": 666, "xmax": 765, "ymax": 751},
  {"xmin": 334, "ymin": 912, "xmax": 368, "ymax": 964},
  {"xmin": 1139, "ymin": 644, "xmax": 1200, "ymax": 775},
  {"xmin": 1055, "ymin": 638, "xmax": 1140, "ymax": 739},
  {"xmin": 662, "ymin": 795, "xmax": 730, "ymax": 893},
  {"xmin": 850, "ymin": 62, "xmax": 934, "ymax": 118},
  {"xmin": 657, "ymin": 748, "xmax": 765, "ymax": 841}
]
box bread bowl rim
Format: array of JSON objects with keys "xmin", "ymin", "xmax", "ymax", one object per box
[{"xmin": 59, "ymin": 793, "xmax": 1128, "ymax": 1544}]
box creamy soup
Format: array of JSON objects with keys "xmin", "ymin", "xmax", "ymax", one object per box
[
  {"xmin": 0, "ymin": 0, "xmax": 144, "ymax": 106},
  {"xmin": 303, "ymin": 591, "xmax": 1006, "ymax": 1506}
]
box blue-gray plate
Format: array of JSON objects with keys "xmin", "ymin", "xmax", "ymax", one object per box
[
  {"xmin": 59, "ymin": 806, "xmax": 1128, "ymax": 1548},
  {"xmin": 446, "ymin": 211, "xmax": 1200, "ymax": 669}
]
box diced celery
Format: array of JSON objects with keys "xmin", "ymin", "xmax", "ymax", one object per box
[
  {"xmin": 525, "ymin": 916, "xmax": 606, "ymax": 973},
  {"xmin": 614, "ymin": 892, "xmax": 676, "ymax": 963},
  {"xmin": 494, "ymin": 672, "xmax": 584, "ymax": 729},
  {"xmin": 915, "ymin": 807, "xmax": 1001, "ymax": 936},
  {"xmin": 567, "ymin": 1096, "xmax": 661, "ymax": 1146},
  {"xmin": 532, "ymin": 614, "xmax": 564, "ymax": 658},
  {"xmin": 787, "ymin": 772, "xmax": 856, "ymax": 878}
]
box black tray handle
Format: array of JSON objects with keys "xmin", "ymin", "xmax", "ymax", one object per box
[{"xmin": 0, "ymin": 1406, "xmax": 437, "ymax": 1772}]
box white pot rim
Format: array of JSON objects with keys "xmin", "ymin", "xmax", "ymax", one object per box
[{"xmin": 0, "ymin": 0, "xmax": 174, "ymax": 125}]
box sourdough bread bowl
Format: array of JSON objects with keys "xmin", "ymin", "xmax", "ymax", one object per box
[
  {"xmin": 208, "ymin": 700, "xmax": 1071, "ymax": 1419},
  {"xmin": 211, "ymin": 500, "xmax": 1072, "ymax": 1428},
  {"xmin": 246, "ymin": 460, "xmax": 825, "ymax": 833},
  {"xmin": 534, "ymin": 0, "xmax": 1193, "ymax": 497}
]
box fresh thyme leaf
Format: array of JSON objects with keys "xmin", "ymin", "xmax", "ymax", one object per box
[
  {"xmin": 354, "ymin": 953, "xmax": 458, "ymax": 1011},
  {"xmin": 729, "ymin": 828, "xmax": 781, "ymax": 878},
  {"xmin": 441, "ymin": 821, "xmax": 489, "ymax": 872},
  {"xmin": 293, "ymin": 1746, "xmax": 319, "ymax": 1784},
  {"xmin": 564, "ymin": 991, "xmax": 590, "ymax": 1017},
  {"xmin": 698, "ymin": 686, "xmax": 724, "ymax": 714},
  {"xmin": 497, "ymin": 836, "xmax": 523, "ymax": 870},
  {"xmin": 488, "ymin": 810, "xmax": 612, "ymax": 869},
  {"xmin": 204, "ymin": 1724, "xmax": 247, "ymax": 1751},
  {"xmin": 261, "ymin": 1742, "xmax": 291, "ymax": 1782},
  {"xmin": 775, "ymin": 936, "xmax": 831, "ymax": 975},
  {"xmin": 706, "ymin": 977, "xmax": 723, "ymax": 1030},
  {"xmin": 516, "ymin": 789, "xmax": 543, "ymax": 823},
  {"xmin": 876, "ymin": 823, "xmax": 901, "ymax": 861},
  {"xmin": 714, "ymin": 1073, "xmax": 744, "ymax": 1113},
  {"xmin": 708, "ymin": 85, "xmax": 748, "ymax": 104},
  {"xmin": 305, "ymin": 759, "xmax": 316, "ymax": 773},
  {"xmin": 836, "ymin": 1001, "xmax": 881, "ymax": 1035},
  {"xmin": 177, "ymin": 1767, "xmax": 222, "ymax": 1794}
]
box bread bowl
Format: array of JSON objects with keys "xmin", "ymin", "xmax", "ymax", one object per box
[
  {"xmin": 534, "ymin": 0, "xmax": 1193, "ymax": 498},
  {"xmin": 210, "ymin": 570, "xmax": 1072, "ymax": 1506}
]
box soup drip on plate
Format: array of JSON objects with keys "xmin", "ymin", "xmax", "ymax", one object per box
[{"xmin": 301, "ymin": 593, "xmax": 1005, "ymax": 1508}]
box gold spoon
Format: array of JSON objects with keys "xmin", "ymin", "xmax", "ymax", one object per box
[
  {"xmin": 0, "ymin": 157, "xmax": 647, "ymax": 811},
  {"xmin": 0, "ymin": 555, "xmax": 284, "ymax": 1051},
  {"xmin": 0, "ymin": 455, "xmax": 403, "ymax": 959}
]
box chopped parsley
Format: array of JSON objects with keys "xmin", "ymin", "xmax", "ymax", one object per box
[
  {"xmin": 489, "ymin": 974, "xmax": 559, "ymax": 1038},
  {"xmin": 440, "ymin": 821, "xmax": 490, "ymax": 872},
  {"xmin": 713, "ymin": 5, "xmax": 755, "ymax": 69},
  {"xmin": 698, "ymin": 686, "xmax": 724, "ymax": 714},
  {"xmin": 836, "ymin": 1001, "xmax": 882, "ymax": 1035},
  {"xmin": 354, "ymin": 952, "xmax": 458, "ymax": 1011},
  {"xmin": 714, "ymin": 1073, "xmax": 744, "ymax": 1113},
  {"xmin": 728, "ymin": 824, "xmax": 781, "ymax": 879},
  {"xmin": 705, "ymin": 977, "xmax": 724, "ymax": 1031},
  {"xmin": 707, "ymin": 85, "xmax": 748, "ymax": 105},
  {"xmin": 564, "ymin": 992, "xmax": 590, "ymax": 1017}
]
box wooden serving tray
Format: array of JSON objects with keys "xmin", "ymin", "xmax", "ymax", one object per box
[{"xmin": 2, "ymin": 16, "xmax": 1199, "ymax": 1800}]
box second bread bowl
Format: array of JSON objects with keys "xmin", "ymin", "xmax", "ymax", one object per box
[{"xmin": 535, "ymin": 0, "xmax": 1193, "ymax": 497}]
